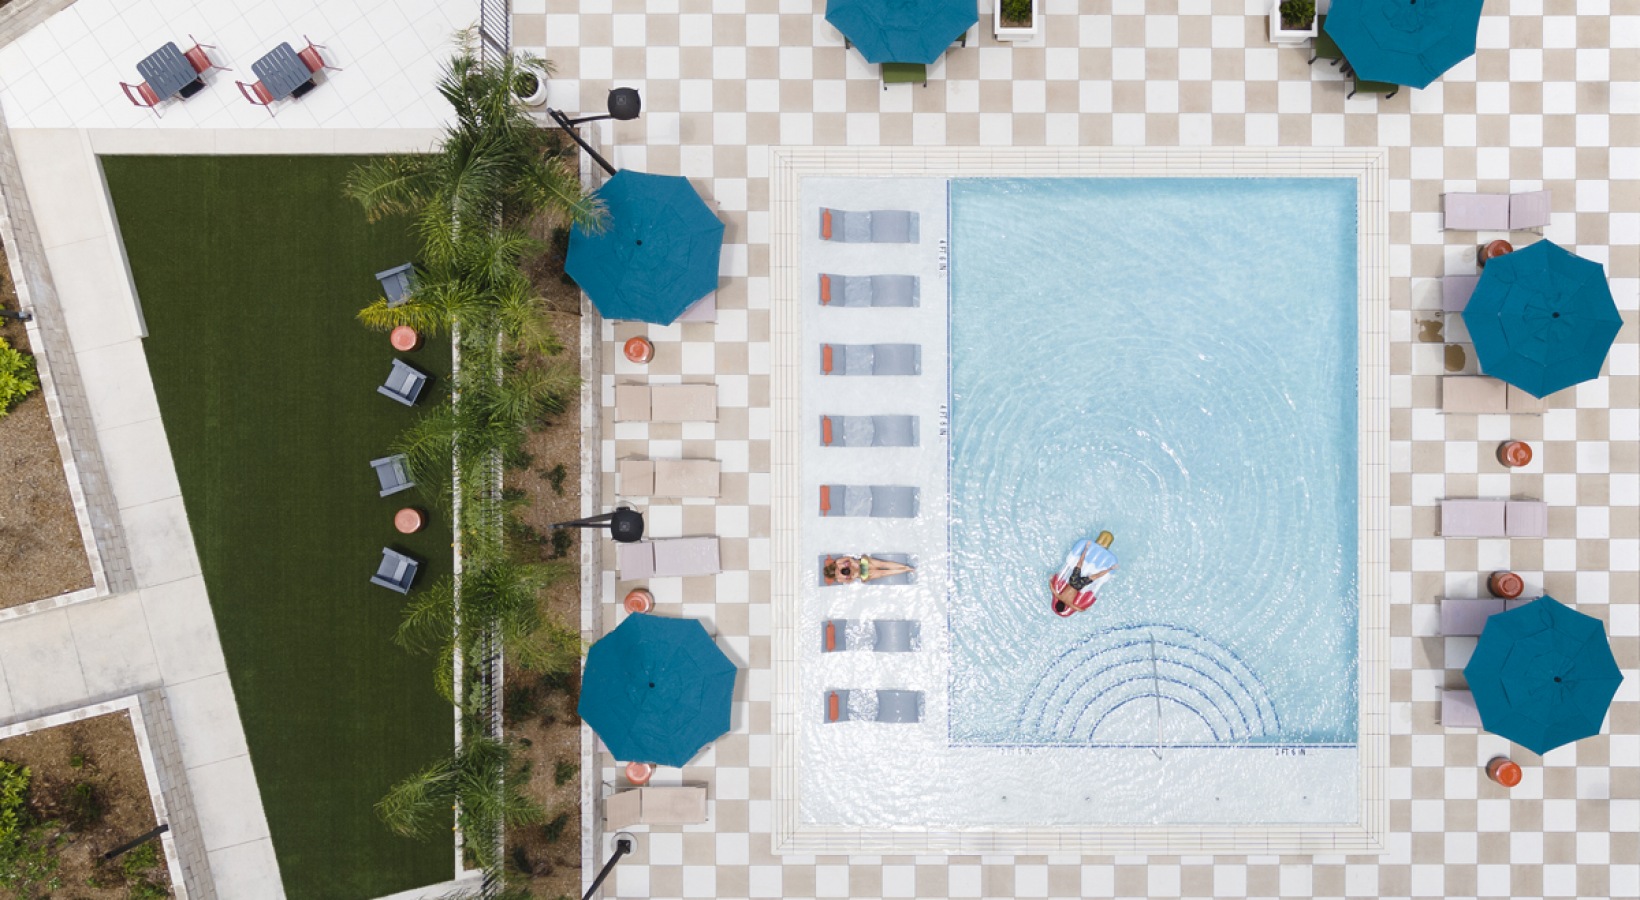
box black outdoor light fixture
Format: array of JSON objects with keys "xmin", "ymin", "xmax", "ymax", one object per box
[
  {"xmin": 0, "ymin": 306, "xmax": 31, "ymax": 322},
  {"xmin": 550, "ymin": 506, "xmax": 645, "ymax": 543},
  {"xmin": 547, "ymin": 87, "xmax": 642, "ymax": 178}
]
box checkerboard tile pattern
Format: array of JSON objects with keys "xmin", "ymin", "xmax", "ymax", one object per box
[{"xmin": 519, "ymin": 0, "xmax": 1639, "ymax": 895}]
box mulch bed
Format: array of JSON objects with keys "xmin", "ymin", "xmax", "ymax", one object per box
[
  {"xmin": 0, "ymin": 245, "xmax": 94, "ymax": 610},
  {"xmin": 0, "ymin": 711, "xmax": 173, "ymax": 898}
]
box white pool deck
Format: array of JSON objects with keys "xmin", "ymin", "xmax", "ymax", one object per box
[{"xmin": 0, "ymin": 0, "xmax": 1635, "ymax": 897}]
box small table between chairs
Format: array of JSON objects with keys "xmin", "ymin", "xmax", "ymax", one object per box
[
  {"xmin": 251, "ymin": 42, "xmax": 315, "ymax": 101},
  {"xmin": 137, "ymin": 42, "xmax": 204, "ymax": 101}
]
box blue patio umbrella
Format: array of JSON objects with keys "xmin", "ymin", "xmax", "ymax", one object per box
[
  {"xmin": 1323, "ymin": 0, "xmax": 1484, "ymax": 89},
  {"xmin": 1464, "ymin": 596, "xmax": 1623, "ymax": 756},
  {"xmin": 826, "ymin": 0, "xmax": 979, "ymax": 65},
  {"xmin": 1462, "ymin": 240, "xmax": 1622, "ymax": 398},
  {"xmin": 578, "ymin": 613, "xmax": 738, "ymax": 767},
  {"xmin": 566, "ymin": 170, "xmax": 724, "ymax": 325}
]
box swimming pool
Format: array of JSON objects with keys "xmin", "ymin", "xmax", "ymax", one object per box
[{"xmin": 772, "ymin": 147, "xmax": 1390, "ymax": 855}]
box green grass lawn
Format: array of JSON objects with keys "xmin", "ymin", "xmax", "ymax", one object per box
[{"xmin": 103, "ymin": 156, "xmax": 455, "ymax": 900}]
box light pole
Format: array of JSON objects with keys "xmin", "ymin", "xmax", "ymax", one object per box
[{"xmin": 547, "ymin": 87, "xmax": 642, "ymax": 177}]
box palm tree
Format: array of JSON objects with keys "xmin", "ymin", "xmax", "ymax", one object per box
[{"xmin": 376, "ymin": 737, "xmax": 545, "ymax": 870}]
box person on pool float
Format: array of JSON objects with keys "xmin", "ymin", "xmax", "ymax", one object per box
[
  {"xmin": 824, "ymin": 555, "xmax": 914, "ymax": 584},
  {"xmin": 1051, "ymin": 543, "xmax": 1116, "ymax": 613}
]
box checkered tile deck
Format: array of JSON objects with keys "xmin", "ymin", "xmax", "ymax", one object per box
[{"xmin": 517, "ymin": 0, "xmax": 1639, "ymax": 895}]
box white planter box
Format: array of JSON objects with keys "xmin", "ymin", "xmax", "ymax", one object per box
[
  {"xmin": 1269, "ymin": 0, "xmax": 1318, "ymax": 42},
  {"xmin": 993, "ymin": 0, "xmax": 1040, "ymax": 42},
  {"xmin": 513, "ymin": 74, "xmax": 549, "ymax": 107}
]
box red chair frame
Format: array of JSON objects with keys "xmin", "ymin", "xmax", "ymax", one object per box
[
  {"xmin": 120, "ymin": 81, "xmax": 162, "ymax": 116},
  {"xmin": 298, "ymin": 35, "xmax": 342, "ymax": 73},
  {"xmin": 236, "ymin": 80, "xmax": 276, "ymax": 116},
  {"xmin": 184, "ymin": 34, "xmax": 230, "ymax": 74}
]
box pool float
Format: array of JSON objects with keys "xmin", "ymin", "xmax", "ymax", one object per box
[{"xmin": 1050, "ymin": 531, "xmax": 1116, "ymax": 617}]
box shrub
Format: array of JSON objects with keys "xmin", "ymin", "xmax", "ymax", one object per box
[
  {"xmin": 546, "ymin": 463, "xmax": 567, "ymax": 496},
  {"xmin": 120, "ymin": 840, "xmax": 160, "ymax": 878},
  {"xmin": 1000, "ymin": 0, "xmax": 1033, "ymax": 26},
  {"xmin": 0, "ymin": 336, "xmax": 40, "ymax": 418},
  {"xmin": 549, "ymin": 529, "xmax": 573, "ymax": 560},
  {"xmin": 0, "ymin": 762, "xmax": 29, "ymax": 841},
  {"xmin": 552, "ymin": 760, "xmax": 577, "ymax": 786},
  {"xmin": 61, "ymin": 782, "xmax": 102, "ymax": 829},
  {"xmin": 0, "ymin": 761, "xmax": 61, "ymax": 895},
  {"xmin": 1280, "ymin": 0, "xmax": 1316, "ymax": 28}
]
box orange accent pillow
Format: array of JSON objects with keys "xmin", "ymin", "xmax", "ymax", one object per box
[
  {"xmin": 827, "ymin": 691, "xmax": 841, "ymax": 722},
  {"xmin": 824, "ymin": 621, "xmax": 836, "ymax": 652},
  {"xmin": 820, "ymin": 274, "xmax": 831, "ymax": 304},
  {"xmin": 819, "ymin": 485, "xmax": 832, "ymax": 513},
  {"xmin": 821, "ymin": 209, "xmax": 832, "ymax": 240},
  {"xmin": 821, "ymin": 416, "xmax": 833, "ymax": 445},
  {"xmin": 821, "ymin": 344, "xmax": 834, "ymax": 373}
]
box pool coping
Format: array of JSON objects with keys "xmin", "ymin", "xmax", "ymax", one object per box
[{"xmin": 769, "ymin": 146, "xmax": 1391, "ymax": 856}]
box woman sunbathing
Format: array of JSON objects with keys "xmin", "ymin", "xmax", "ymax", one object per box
[{"xmin": 824, "ymin": 555, "xmax": 914, "ymax": 584}]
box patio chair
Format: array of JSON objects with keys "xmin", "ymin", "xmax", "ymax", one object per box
[
  {"xmin": 819, "ymin": 415, "xmax": 919, "ymax": 447},
  {"xmin": 819, "ymin": 484, "xmax": 920, "ymax": 518},
  {"xmin": 120, "ymin": 82, "xmax": 164, "ymax": 116},
  {"xmin": 603, "ymin": 786, "xmax": 708, "ymax": 829},
  {"xmin": 1442, "ymin": 275, "xmax": 1479, "ymax": 313},
  {"xmin": 818, "ymin": 274, "xmax": 920, "ymax": 307},
  {"xmin": 375, "ymin": 263, "xmax": 416, "ymax": 308},
  {"xmin": 371, "ymin": 548, "xmax": 420, "ymax": 593},
  {"xmin": 820, "ymin": 343, "xmax": 922, "ymax": 375},
  {"xmin": 882, "ymin": 62, "xmax": 928, "ymax": 88},
  {"xmin": 1438, "ymin": 499, "xmax": 1548, "ymax": 537},
  {"xmin": 616, "ymin": 537, "xmax": 722, "ymax": 579},
  {"xmin": 619, "ymin": 458, "xmax": 722, "ymax": 498},
  {"xmin": 1440, "ymin": 596, "xmax": 1532, "ymax": 636},
  {"xmin": 236, "ymin": 80, "xmax": 276, "ymax": 116},
  {"xmin": 821, "ymin": 619, "xmax": 921, "ymax": 653},
  {"xmin": 1440, "ymin": 376, "xmax": 1547, "ymax": 415},
  {"xmin": 1347, "ymin": 75, "xmax": 1398, "ymax": 100},
  {"xmin": 377, "ymin": 359, "xmax": 429, "ymax": 406},
  {"xmin": 819, "ymin": 208, "xmax": 920, "ymax": 243},
  {"xmin": 1441, "ymin": 689, "xmax": 1481, "ymax": 728},
  {"xmin": 1442, "ymin": 191, "xmax": 1552, "ymax": 231},
  {"xmin": 184, "ymin": 35, "xmax": 230, "ymax": 74},
  {"xmin": 1309, "ymin": 16, "xmax": 1343, "ymax": 66},
  {"xmin": 824, "ymin": 689, "xmax": 924, "ymax": 723},
  {"xmin": 370, "ymin": 454, "xmax": 415, "ymax": 497},
  {"xmin": 614, "ymin": 383, "xmax": 718, "ymax": 423},
  {"xmin": 818, "ymin": 553, "xmax": 917, "ymax": 586},
  {"xmin": 298, "ymin": 35, "xmax": 343, "ymax": 73}
]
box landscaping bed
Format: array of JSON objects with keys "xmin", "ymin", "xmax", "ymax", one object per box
[
  {"xmin": 0, "ymin": 246, "xmax": 93, "ymax": 610},
  {"xmin": 0, "ymin": 711, "xmax": 172, "ymax": 898}
]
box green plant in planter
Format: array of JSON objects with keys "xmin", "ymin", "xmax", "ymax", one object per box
[
  {"xmin": 0, "ymin": 336, "xmax": 40, "ymax": 419},
  {"xmin": 512, "ymin": 71, "xmax": 540, "ymax": 101},
  {"xmin": 1000, "ymin": 0, "xmax": 1033, "ymax": 27},
  {"xmin": 1280, "ymin": 0, "xmax": 1316, "ymax": 29}
]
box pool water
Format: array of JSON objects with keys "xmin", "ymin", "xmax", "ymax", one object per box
[{"xmin": 946, "ymin": 178, "xmax": 1360, "ymax": 749}]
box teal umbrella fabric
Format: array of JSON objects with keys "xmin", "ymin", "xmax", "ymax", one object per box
[
  {"xmin": 566, "ymin": 170, "xmax": 724, "ymax": 325},
  {"xmin": 1462, "ymin": 240, "xmax": 1622, "ymax": 398},
  {"xmin": 578, "ymin": 613, "xmax": 738, "ymax": 767},
  {"xmin": 1323, "ymin": 0, "xmax": 1484, "ymax": 89},
  {"xmin": 826, "ymin": 0, "xmax": 978, "ymax": 65},
  {"xmin": 1464, "ymin": 596, "xmax": 1623, "ymax": 756}
]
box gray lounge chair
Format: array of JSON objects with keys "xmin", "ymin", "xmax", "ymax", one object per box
[
  {"xmin": 823, "ymin": 689, "xmax": 924, "ymax": 723},
  {"xmin": 1441, "ymin": 689, "xmax": 1481, "ymax": 728},
  {"xmin": 821, "ymin": 619, "xmax": 921, "ymax": 653},
  {"xmin": 1442, "ymin": 275, "xmax": 1479, "ymax": 313},
  {"xmin": 820, "ymin": 343, "xmax": 921, "ymax": 375},
  {"xmin": 819, "ymin": 484, "xmax": 919, "ymax": 518},
  {"xmin": 371, "ymin": 547, "xmax": 420, "ymax": 593},
  {"xmin": 377, "ymin": 358, "xmax": 429, "ymax": 406},
  {"xmin": 1440, "ymin": 596, "xmax": 1532, "ymax": 636},
  {"xmin": 819, "ymin": 415, "xmax": 918, "ymax": 447},
  {"xmin": 376, "ymin": 263, "xmax": 416, "ymax": 308},
  {"xmin": 819, "ymin": 208, "xmax": 919, "ymax": 243},
  {"xmin": 817, "ymin": 274, "xmax": 920, "ymax": 307},
  {"xmin": 1442, "ymin": 191, "xmax": 1551, "ymax": 231},
  {"xmin": 370, "ymin": 454, "xmax": 415, "ymax": 497},
  {"xmin": 818, "ymin": 552, "xmax": 916, "ymax": 586}
]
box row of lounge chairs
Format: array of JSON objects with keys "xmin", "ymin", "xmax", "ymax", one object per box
[
  {"xmin": 1439, "ymin": 499, "xmax": 1547, "ymax": 538},
  {"xmin": 1442, "ymin": 190, "xmax": 1550, "ymax": 232},
  {"xmin": 610, "ymin": 380, "xmax": 725, "ymax": 574},
  {"xmin": 1441, "ymin": 376, "xmax": 1545, "ymax": 415}
]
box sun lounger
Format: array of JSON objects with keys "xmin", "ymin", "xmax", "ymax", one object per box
[
  {"xmin": 819, "ymin": 415, "xmax": 918, "ymax": 447},
  {"xmin": 1441, "ymin": 689, "xmax": 1482, "ymax": 728},
  {"xmin": 821, "ymin": 619, "xmax": 921, "ymax": 653},
  {"xmin": 818, "ymin": 484, "xmax": 919, "ymax": 518},
  {"xmin": 820, "ymin": 343, "xmax": 921, "ymax": 375},
  {"xmin": 614, "ymin": 383, "xmax": 718, "ymax": 423},
  {"xmin": 1441, "ymin": 376, "xmax": 1546, "ymax": 415},
  {"xmin": 603, "ymin": 786, "xmax": 708, "ymax": 829},
  {"xmin": 817, "ymin": 274, "xmax": 920, "ymax": 307},
  {"xmin": 1442, "ymin": 275, "xmax": 1479, "ymax": 313},
  {"xmin": 818, "ymin": 553, "xmax": 916, "ymax": 586},
  {"xmin": 819, "ymin": 208, "xmax": 920, "ymax": 243},
  {"xmin": 620, "ymin": 458, "xmax": 721, "ymax": 498},
  {"xmin": 617, "ymin": 537, "xmax": 722, "ymax": 579},
  {"xmin": 823, "ymin": 689, "xmax": 924, "ymax": 723},
  {"xmin": 370, "ymin": 454, "xmax": 415, "ymax": 497},
  {"xmin": 1440, "ymin": 596, "xmax": 1533, "ymax": 636},
  {"xmin": 1442, "ymin": 191, "xmax": 1551, "ymax": 231},
  {"xmin": 1439, "ymin": 499, "xmax": 1548, "ymax": 538}
]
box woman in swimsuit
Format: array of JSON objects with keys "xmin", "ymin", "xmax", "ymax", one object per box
[
  {"xmin": 1051, "ymin": 542, "xmax": 1116, "ymax": 610},
  {"xmin": 825, "ymin": 555, "xmax": 914, "ymax": 584}
]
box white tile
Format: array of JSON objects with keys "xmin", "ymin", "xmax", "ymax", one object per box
[
  {"xmin": 139, "ymin": 577, "xmax": 228, "ymax": 683},
  {"xmin": 64, "ymin": 592, "xmax": 162, "ymax": 695},
  {"xmin": 0, "ymin": 610, "xmax": 88, "ymax": 715}
]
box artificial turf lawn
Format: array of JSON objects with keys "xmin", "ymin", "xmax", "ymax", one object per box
[{"xmin": 103, "ymin": 156, "xmax": 455, "ymax": 900}]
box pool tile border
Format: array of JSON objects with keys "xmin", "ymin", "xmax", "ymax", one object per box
[{"xmin": 769, "ymin": 146, "xmax": 1390, "ymax": 856}]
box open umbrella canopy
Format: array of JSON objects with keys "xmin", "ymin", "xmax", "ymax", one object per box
[
  {"xmin": 1323, "ymin": 0, "xmax": 1484, "ymax": 89},
  {"xmin": 1464, "ymin": 596, "xmax": 1623, "ymax": 756},
  {"xmin": 1462, "ymin": 240, "xmax": 1622, "ymax": 398},
  {"xmin": 566, "ymin": 170, "xmax": 724, "ymax": 325},
  {"xmin": 826, "ymin": 0, "xmax": 978, "ymax": 65},
  {"xmin": 578, "ymin": 613, "xmax": 738, "ymax": 767}
]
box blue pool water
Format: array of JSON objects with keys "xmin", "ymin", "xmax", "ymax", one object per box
[{"xmin": 947, "ymin": 178, "xmax": 1359, "ymax": 748}]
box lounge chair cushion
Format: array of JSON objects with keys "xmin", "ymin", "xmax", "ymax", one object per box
[
  {"xmin": 1442, "ymin": 376, "xmax": 1509, "ymax": 414},
  {"xmin": 1506, "ymin": 386, "xmax": 1545, "ymax": 414},
  {"xmin": 1442, "ymin": 689, "xmax": 1482, "ymax": 728},
  {"xmin": 614, "ymin": 384, "xmax": 719, "ymax": 422},
  {"xmin": 1441, "ymin": 499, "xmax": 1507, "ymax": 537},
  {"xmin": 818, "ymin": 274, "xmax": 920, "ymax": 308},
  {"xmin": 1442, "ymin": 275, "xmax": 1479, "ymax": 313},
  {"xmin": 823, "ymin": 343, "xmax": 922, "ymax": 375},
  {"xmin": 820, "ymin": 415, "xmax": 920, "ymax": 448},
  {"xmin": 820, "ymin": 208, "xmax": 921, "ymax": 243},
  {"xmin": 875, "ymin": 690, "xmax": 923, "ymax": 723},
  {"xmin": 1508, "ymin": 190, "xmax": 1551, "ymax": 230},
  {"xmin": 1440, "ymin": 598, "xmax": 1508, "ymax": 636},
  {"xmin": 1505, "ymin": 500, "xmax": 1547, "ymax": 537},
  {"xmin": 1443, "ymin": 193, "xmax": 1511, "ymax": 231},
  {"xmin": 819, "ymin": 485, "xmax": 919, "ymax": 518},
  {"xmin": 618, "ymin": 537, "xmax": 722, "ymax": 579},
  {"xmin": 821, "ymin": 619, "xmax": 921, "ymax": 652},
  {"xmin": 621, "ymin": 459, "xmax": 721, "ymax": 498}
]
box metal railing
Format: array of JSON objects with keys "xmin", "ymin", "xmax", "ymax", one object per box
[{"xmin": 478, "ymin": 0, "xmax": 510, "ymax": 63}]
